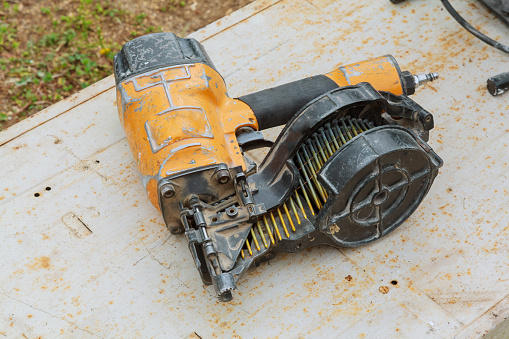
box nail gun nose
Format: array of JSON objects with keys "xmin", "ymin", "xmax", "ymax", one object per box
[{"xmin": 413, "ymin": 72, "xmax": 439, "ymax": 88}]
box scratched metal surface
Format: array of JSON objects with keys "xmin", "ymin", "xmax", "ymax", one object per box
[{"xmin": 1, "ymin": 0, "xmax": 509, "ymax": 337}]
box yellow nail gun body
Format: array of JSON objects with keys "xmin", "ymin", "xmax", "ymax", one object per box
[{"xmin": 114, "ymin": 33, "xmax": 442, "ymax": 301}]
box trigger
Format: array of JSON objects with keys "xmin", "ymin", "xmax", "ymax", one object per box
[{"xmin": 237, "ymin": 131, "xmax": 273, "ymax": 152}]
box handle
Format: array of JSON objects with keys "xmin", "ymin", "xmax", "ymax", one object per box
[
  {"xmin": 237, "ymin": 55, "xmax": 413, "ymax": 131},
  {"xmin": 237, "ymin": 75, "xmax": 339, "ymax": 130}
]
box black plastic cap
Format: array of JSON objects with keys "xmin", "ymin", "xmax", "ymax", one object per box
[
  {"xmin": 318, "ymin": 126, "xmax": 442, "ymax": 247},
  {"xmin": 487, "ymin": 72, "xmax": 509, "ymax": 96},
  {"xmin": 113, "ymin": 32, "xmax": 216, "ymax": 84}
]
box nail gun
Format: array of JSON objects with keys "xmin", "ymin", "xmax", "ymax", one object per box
[{"xmin": 113, "ymin": 33, "xmax": 442, "ymax": 301}]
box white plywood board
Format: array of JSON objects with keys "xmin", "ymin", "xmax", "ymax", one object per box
[{"xmin": 1, "ymin": 0, "xmax": 508, "ymax": 337}]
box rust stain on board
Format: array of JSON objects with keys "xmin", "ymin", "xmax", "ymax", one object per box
[{"xmin": 27, "ymin": 256, "xmax": 51, "ymax": 270}]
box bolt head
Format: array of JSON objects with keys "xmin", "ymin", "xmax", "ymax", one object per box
[
  {"xmin": 161, "ymin": 184, "xmax": 175, "ymax": 198},
  {"xmin": 226, "ymin": 206, "xmax": 238, "ymax": 218},
  {"xmin": 169, "ymin": 225, "xmax": 184, "ymax": 234},
  {"xmin": 216, "ymin": 169, "xmax": 230, "ymax": 184}
]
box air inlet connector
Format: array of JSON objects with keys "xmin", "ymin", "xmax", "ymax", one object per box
[
  {"xmin": 413, "ymin": 72, "xmax": 439, "ymax": 88},
  {"xmin": 401, "ymin": 71, "xmax": 439, "ymax": 95}
]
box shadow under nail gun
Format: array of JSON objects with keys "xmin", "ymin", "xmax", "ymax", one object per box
[{"xmin": 113, "ymin": 32, "xmax": 443, "ymax": 301}]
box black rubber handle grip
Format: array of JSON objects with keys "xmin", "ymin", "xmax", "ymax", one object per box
[{"xmin": 237, "ymin": 75, "xmax": 339, "ymax": 130}]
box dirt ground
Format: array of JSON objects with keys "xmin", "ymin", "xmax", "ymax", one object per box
[{"xmin": 0, "ymin": 0, "xmax": 254, "ymax": 130}]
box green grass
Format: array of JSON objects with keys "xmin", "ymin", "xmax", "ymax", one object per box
[
  {"xmin": 0, "ymin": 0, "xmax": 251, "ymax": 130},
  {"xmin": 0, "ymin": 0, "xmax": 167, "ymax": 129}
]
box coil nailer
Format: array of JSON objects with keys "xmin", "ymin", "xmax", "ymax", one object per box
[{"xmin": 114, "ymin": 33, "xmax": 442, "ymax": 301}]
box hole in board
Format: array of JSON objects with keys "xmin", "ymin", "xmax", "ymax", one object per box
[
  {"xmin": 95, "ymin": 160, "xmax": 100, "ymax": 164},
  {"xmin": 45, "ymin": 187, "xmax": 51, "ymax": 191},
  {"xmin": 34, "ymin": 193, "xmax": 40, "ymax": 197},
  {"xmin": 212, "ymin": 217, "xmax": 218, "ymax": 222},
  {"xmin": 391, "ymin": 280, "xmax": 398, "ymax": 285}
]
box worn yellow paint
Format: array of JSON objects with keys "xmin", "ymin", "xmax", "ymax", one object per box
[
  {"xmin": 326, "ymin": 55, "xmax": 404, "ymax": 95},
  {"xmin": 117, "ymin": 63, "xmax": 258, "ymax": 209}
]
